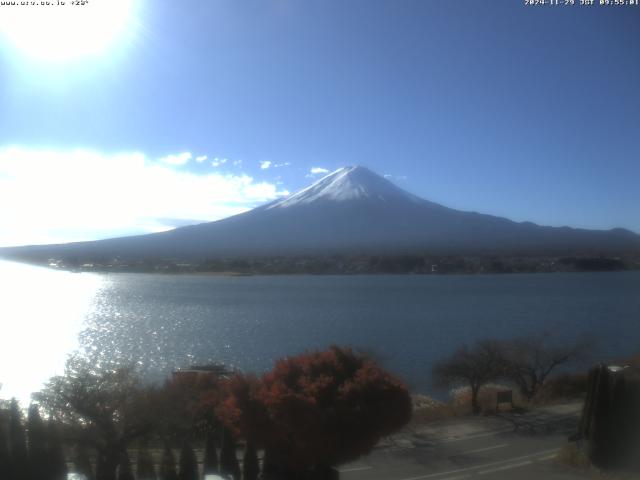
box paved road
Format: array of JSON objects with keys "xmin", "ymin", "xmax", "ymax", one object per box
[{"xmin": 339, "ymin": 404, "xmax": 589, "ymax": 480}]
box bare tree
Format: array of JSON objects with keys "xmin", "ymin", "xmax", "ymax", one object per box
[
  {"xmin": 433, "ymin": 340, "xmax": 504, "ymax": 414},
  {"xmin": 34, "ymin": 356, "xmax": 155, "ymax": 480},
  {"xmin": 500, "ymin": 334, "xmax": 592, "ymax": 401}
]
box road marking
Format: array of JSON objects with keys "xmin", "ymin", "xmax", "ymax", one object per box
[
  {"xmin": 338, "ymin": 466, "xmax": 373, "ymax": 473},
  {"xmin": 536, "ymin": 453, "xmax": 557, "ymax": 461},
  {"xmin": 440, "ymin": 428, "xmax": 513, "ymax": 443},
  {"xmin": 478, "ymin": 460, "xmax": 532, "ymax": 474},
  {"xmin": 397, "ymin": 448, "xmax": 559, "ymax": 480},
  {"xmin": 459, "ymin": 443, "xmax": 508, "ymax": 455}
]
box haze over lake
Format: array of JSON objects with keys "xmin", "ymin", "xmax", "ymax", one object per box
[{"xmin": 2, "ymin": 259, "xmax": 639, "ymax": 404}]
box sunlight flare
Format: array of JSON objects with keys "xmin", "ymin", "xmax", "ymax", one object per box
[{"xmin": 0, "ymin": 0, "xmax": 134, "ymax": 62}]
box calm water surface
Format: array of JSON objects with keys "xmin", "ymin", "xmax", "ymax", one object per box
[{"xmin": 1, "ymin": 260, "xmax": 639, "ymax": 403}]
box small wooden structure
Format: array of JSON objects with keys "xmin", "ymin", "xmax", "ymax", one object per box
[{"xmin": 496, "ymin": 390, "xmax": 514, "ymax": 411}]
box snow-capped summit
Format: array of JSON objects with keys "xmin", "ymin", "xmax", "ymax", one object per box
[{"xmin": 267, "ymin": 166, "xmax": 421, "ymax": 209}]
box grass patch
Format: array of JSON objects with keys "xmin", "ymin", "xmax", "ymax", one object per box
[
  {"xmin": 556, "ymin": 443, "xmax": 591, "ymax": 469},
  {"xmin": 409, "ymin": 394, "xmax": 467, "ymax": 424},
  {"xmin": 556, "ymin": 444, "xmax": 640, "ymax": 480}
]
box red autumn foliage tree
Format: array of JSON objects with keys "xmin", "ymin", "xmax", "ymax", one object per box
[
  {"xmin": 153, "ymin": 367, "xmax": 227, "ymax": 439},
  {"xmin": 219, "ymin": 346, "xmax": 412, "ymax": 473},
  {"xmin": 217, "ymin": 373, "xmax": 270, "ymax": 443}
]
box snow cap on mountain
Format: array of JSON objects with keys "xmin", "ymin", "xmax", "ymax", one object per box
[{"xmin": 267, "ymin": 166, "xmax": 421, "ymax": 209}]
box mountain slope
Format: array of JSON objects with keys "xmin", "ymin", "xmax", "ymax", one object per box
[{"xmin": 2, "ymin": 166, "xmax": 639, "ymax": 261}]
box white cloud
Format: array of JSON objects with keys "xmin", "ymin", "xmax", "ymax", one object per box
[
  {"xmin": 195, "ymin": 155, "xmax": 208, "ymax": 163},
  {"xmin": 310, "ymin": 167, "xmax": 329, "ymax": 174},
  {"xmin": 233, "ymin": 159, "xmax": 242, "ymax": 166},
  {"xmin": 260, "ymin": 160, "xmax": 272, "ymax": 170},
  {"xmin": 384, "ymin": 174, "xmax": 392, "ymax": 178},
  {"xmin": 211, "ymin": 157, "xmax": 228, "ymax": 167},
  {"xmin": 159, "ymin": 151, "xmax": 192, "ymax": 166},
  {"xmin": 0, "ymin": 147, "xmax": 288, "ymax": 247}
]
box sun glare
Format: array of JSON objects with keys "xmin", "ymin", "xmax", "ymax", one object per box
[{"xmin": 0, "ymin": 0, "xmax": 134, "ymax": 62}]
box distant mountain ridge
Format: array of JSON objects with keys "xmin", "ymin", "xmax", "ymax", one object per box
[{"xmin": 2, "ymin": 166, "xmax": 639, "ymax": 262}]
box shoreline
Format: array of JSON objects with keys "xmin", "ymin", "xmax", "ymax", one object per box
[{"xmin": 2, "ymin": 255, "xmax": 639, "ymax": 277}]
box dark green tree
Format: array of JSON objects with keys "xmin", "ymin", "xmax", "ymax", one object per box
[
  {"xmin": 579, "ymin": 364, "xmax": 640, "ymax": 470},
  {"xmin": 27, "ymin": 404, "xmax": 48, "ymax": 480},
  {"xmin": 72, "ymin": 445, "xmax": 94, "ymax": 480},
  {"xmin": 159, "ymin": 445, "xmax": 178, "ymax": 480},
  {"xmin": 242, "ymin": 441, "xmax": 259, "ymax": 480},
  {"xmin": 47, "ymin": 419, "xmax": 68, "ymax": 480},
  {"xmin": 0, "ymin": 418, "xmax": 11, "ymax": 480},
  {"xmin": 9, "ymin": 399, "xmax": 29, "ymax": 480},
  {"xmin": 117, "ymin": 451, "xmax": 135, "ymax": 480},
  {"xmin": 178, "ymin": 441, "xmax": 198, "ymax": 480},
  {"xmin": 219, "ymin": 428, "xmax": 240, "ymax": 480},
  {"xmin": 261, "ymin": 448, "xmax": 278, "ymax": 479},
  {"xmin": 136, "ymin": 443, "xmax": 157, "ymax": 480},
  {"xmin": 202, "ymin": 431, "xmax": 218, "ymax": 477}
]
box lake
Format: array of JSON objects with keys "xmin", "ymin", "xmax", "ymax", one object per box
[{"xmin": 1, "ymin": 259, "xmax": 639, "ymax": 404}]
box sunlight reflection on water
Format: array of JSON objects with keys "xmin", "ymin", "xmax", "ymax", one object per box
[
  {"xmin": 1, "ymin": 260, "xmax": 638, "ymax": 406},
  {"xmin": 0, "ymin": 260, "xmax": 105, "ymax": 404}
]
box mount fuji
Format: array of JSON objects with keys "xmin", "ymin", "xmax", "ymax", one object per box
[{"xmin": 2, "ymin": 166, "xmax": 639, "ymax": 262}]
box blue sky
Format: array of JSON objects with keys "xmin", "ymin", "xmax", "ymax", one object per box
[{"xmin": 0, "ymin": 0, "xmax": 638, "ymax": 246}]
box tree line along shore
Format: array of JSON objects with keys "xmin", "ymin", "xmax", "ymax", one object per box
[{"xmin": 12, "ymin": 252, "xmax": 640, "ymax": 275}]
